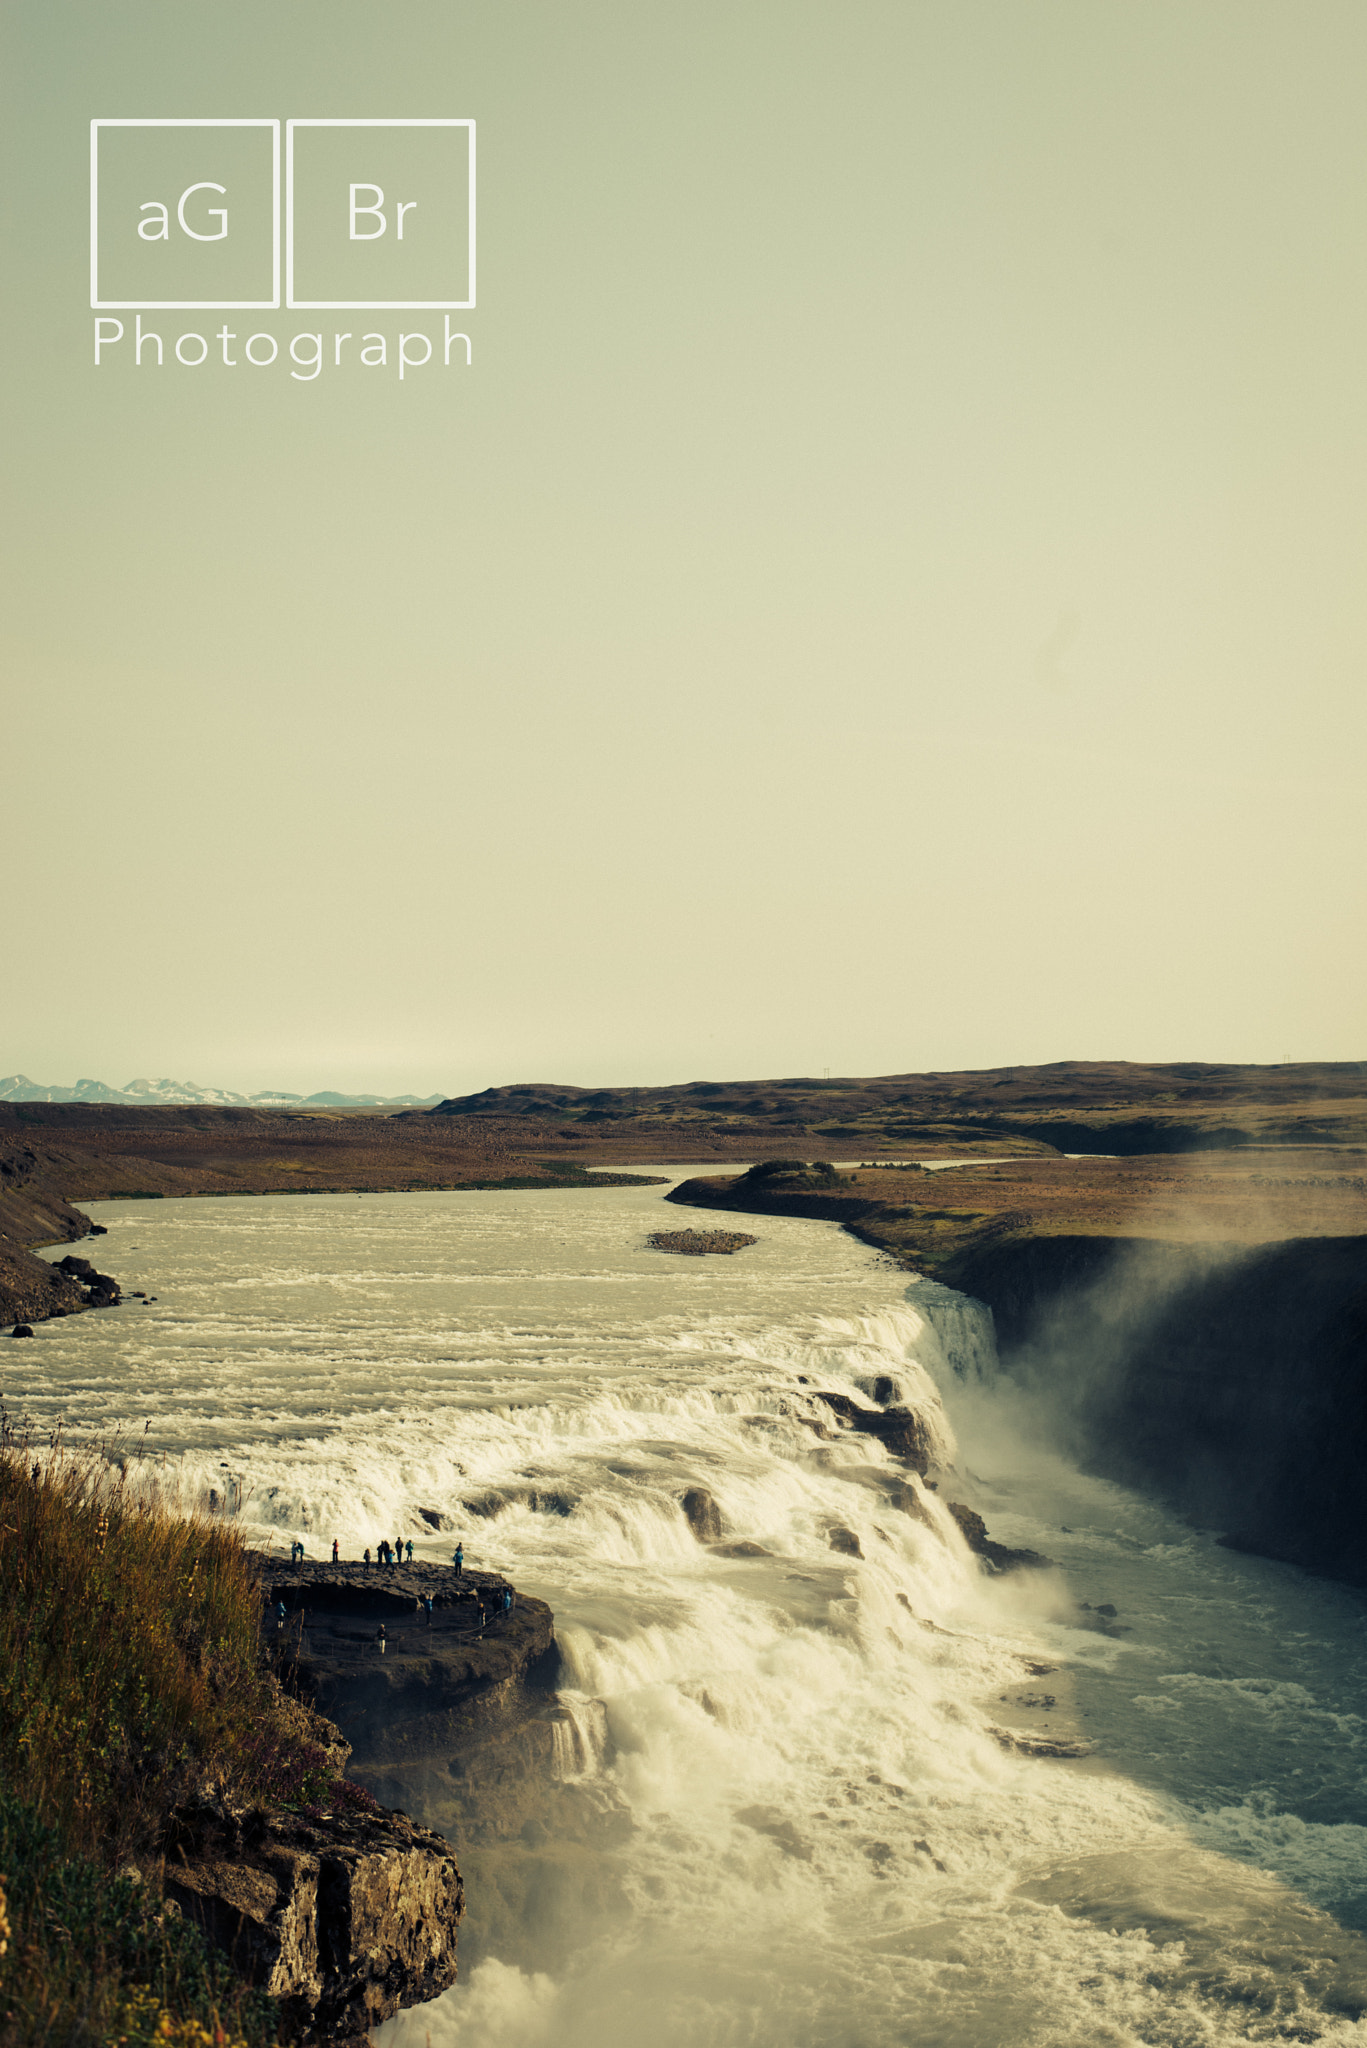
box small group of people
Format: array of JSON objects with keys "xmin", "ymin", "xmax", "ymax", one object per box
[{"xmin": 293, "ymin": 1535, "xmax": 494, "ymax": 1579}]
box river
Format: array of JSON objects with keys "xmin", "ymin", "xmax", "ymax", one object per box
[{"xmin": 22, "ymin": 1179, "xmax": 1367, "ymax": 2046}]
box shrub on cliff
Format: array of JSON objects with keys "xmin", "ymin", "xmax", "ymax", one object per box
[
  {"xmin": 743, "ymin": 1161, "xmax": 842, "ymax": 1187},
  {"xmin": 0, "ymin": 1788, "xmax": 274, "ymax": 2048},
  {"xmin": 0, "ymin": 1426, "xmax": 268, "ymax": 1856},
  {"xmin": 0, "ymin": 1426, "xmax": 301, "ymax": 2045}
]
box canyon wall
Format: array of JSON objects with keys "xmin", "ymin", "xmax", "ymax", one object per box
[
  {"xmin": 944, "ymin": 1234, "xmax": 1367, "ymax": 1585},
  {"xmin": 165, "ymin": 1790, "xmax": 463, "ymax": 2040}
]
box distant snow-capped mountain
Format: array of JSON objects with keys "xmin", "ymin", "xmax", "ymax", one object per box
[{"xmin": 0, "ymin": 1075, "xmax": 444, "ymax": 1108}]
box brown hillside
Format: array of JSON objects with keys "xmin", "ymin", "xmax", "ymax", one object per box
[{"xmin": 3, "ymin": 1059, "xmax": 1366, "ymax": 1323}]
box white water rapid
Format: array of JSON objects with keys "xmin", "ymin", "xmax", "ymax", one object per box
[{"xmin": 21, "ymin": 1180, "xmax": 1367, "ymax": 2046}]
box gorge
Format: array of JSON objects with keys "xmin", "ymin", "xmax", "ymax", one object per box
[{"xmin": 7, "ymin": 1175, "xmax": 1367, "ymax": 2045}]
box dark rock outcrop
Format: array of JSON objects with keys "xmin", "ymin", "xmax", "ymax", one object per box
[
  {"xmin": 808, "ymin": 1387, "xmax": 1045, "ymax": 1569},
  {"xmin": 0, "ymin": 1245, "xmax": 87, "ymax": 1328},
  {"xmin": 262, "ymin": 1561, "xmax": 558, "ymax": 1769},
  {"xmin": 0, "ymin": 1142, "xmax": 112, "ymax": 1327},
  {"xmin": 810, "ymin": 1391, "xmax": 934, "ymax": 1474},
  {"xmin": 945, "ymin": 1501, "xmax": 1051, "ymax": 1575},
  {"xmin": 681, "ymin": 1487, "xmax": 725, "ymax": 1541},
  {"xmin": 164, "ymin": 1793, "xmax": 462, "ymax": 2040},
  {"xmin": 463, "ymin": 1486, "xmax": 573, "ymax": 1519},
  {"xmin": 227, "ymin": 1558, "xmax": 565, "ymax": 2032},
  {"xmin": 54, "ymin": 1253, "xmax": 122, "ymax": 1304}
]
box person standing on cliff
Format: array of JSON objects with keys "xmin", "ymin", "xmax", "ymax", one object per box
[
  {"xmin": 363, "ymin": 1546, "xmax": 372, "ymax": 1567},
  {"xmin": 332, "ymin": 1537, "xmax": 339, "ymax": 1563},
  {"xmin": 405, "ymin": 1538, "xmax": 414, "ymax": 1562},
  {"xmin": 393, "ymin": 1534, "xmax": 403, "ymax": 1567},
  {"xmin": 453, "ymin": 1542, "xmax": 464, "ymax": 1574}
]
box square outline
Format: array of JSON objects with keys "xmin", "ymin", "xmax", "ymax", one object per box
[
  {"xmin": 286, "ymin": 119, "xmax": 475, "ymax": 309},
  {"xmin": 90, "ymin": 119, "xmax": 281, "ymax": 310}
]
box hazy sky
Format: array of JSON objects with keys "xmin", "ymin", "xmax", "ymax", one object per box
[{"xmin": 5, "ymin": 2, "xmax": 1365, "ymax": 1095}]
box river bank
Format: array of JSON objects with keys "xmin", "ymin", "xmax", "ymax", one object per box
[{"xmin": 0, "ymin": 1111, "xmax": 662, "ymax": 1327}]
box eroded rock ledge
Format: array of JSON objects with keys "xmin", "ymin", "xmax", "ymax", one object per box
[
  {"xmin": 162, "ymin": 1552, "xmax": 559, "ymax": 2040},
  {"xmin": 261, "ymin": 1560, "xmax": 559, "ymax": 1770},
  {"xmin": 167, "ymin": 1555, "xmax": 559, "ymax": 2040},
  {"xmin": 165, "ymin": 1792, "xmax": 462, "ymax": 2042}
]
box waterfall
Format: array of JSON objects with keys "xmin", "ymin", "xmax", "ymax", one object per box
[
  {"xmin": 28, "ymin": 1183, "xmax": 1367, "ymax": 2048},
  {"xmin": 550, "ymin": 1692, "xmax": 610, "ymax": 1780},
  {"xmin": 903, "ymin": 1277, "xmax": 999, "ymax": 1382}
]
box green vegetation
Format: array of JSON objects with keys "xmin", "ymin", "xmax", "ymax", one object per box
[
  {"xmin": 0, "ymin": 1790, "xmax": 272, "ymax": 2048},
  {"xmin": 743, "ymin": 1161, "xmax": 842, "ymax": 1187},
  {"xmin": 0, "ymin": 1426, "xmax": 265, "ymax": 1857},
  {"xmin": 0, "ymin": 1425, "xmax": 369, "ymax": 2046}
]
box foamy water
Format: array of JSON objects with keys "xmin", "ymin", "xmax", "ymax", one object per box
[{"xmin": 18, "ymin": 1181, "xmax": 1367, "ymax": 2046}]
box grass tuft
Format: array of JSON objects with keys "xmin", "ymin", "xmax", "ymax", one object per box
[
  {"xmin": 0, "ymin": 1418, "xmax": 263, "ymax": 1861},
  {"xmin": 0, "ymin": 1787, "xmax": 274, "ymax": 2046},
  {"xmin": 0, "ymin": 1422, "xmax": 375, "ymax": 2044}
]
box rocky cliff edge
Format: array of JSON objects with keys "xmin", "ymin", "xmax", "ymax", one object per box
[
  {"xmin": 164, "ymin": 1789, "xmax": 462, "ymax": 2043},
  {"xmin": 262, "ymin": 1560, "xmax": 559, "ymax": 1770}
]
